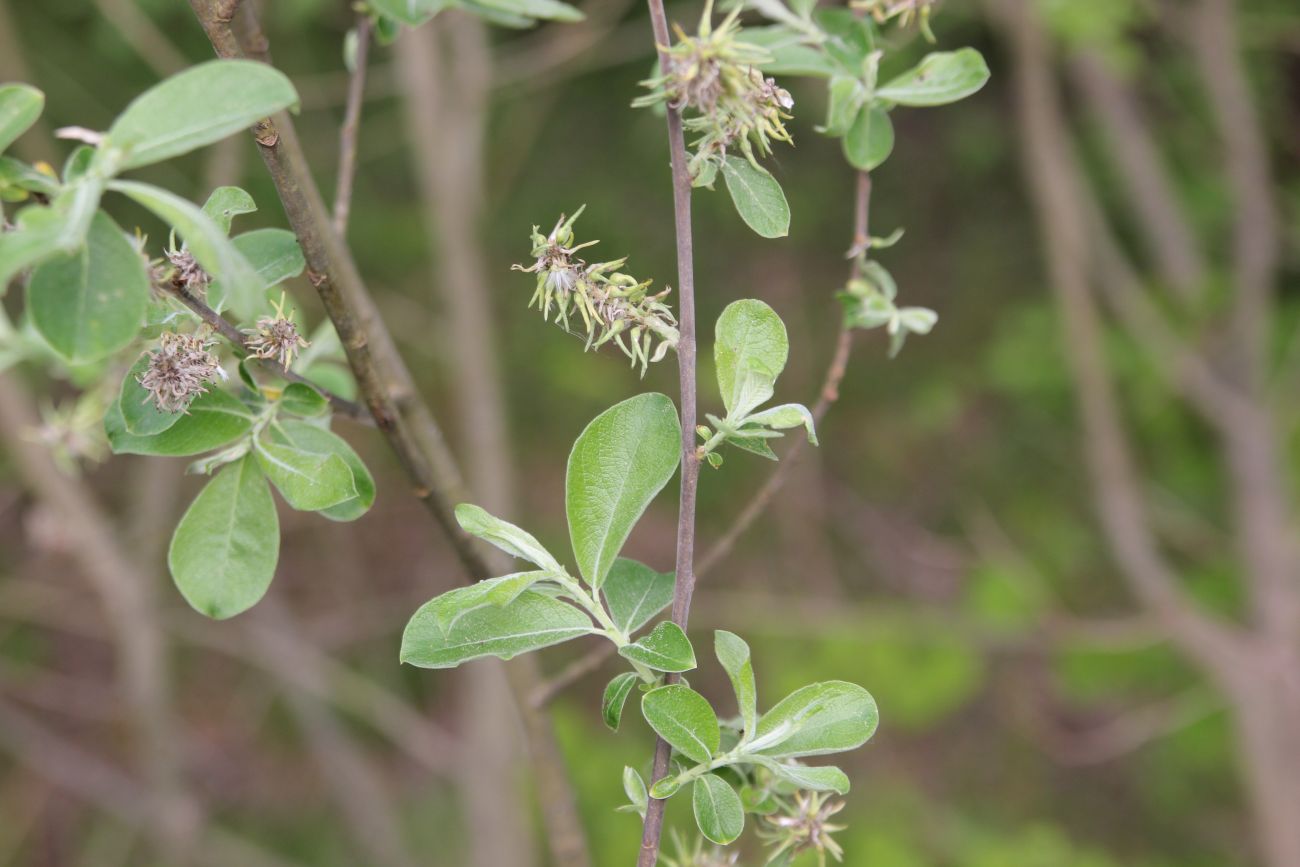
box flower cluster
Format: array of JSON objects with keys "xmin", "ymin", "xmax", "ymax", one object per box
[
  {"xmin": 513, "ymin": 207, "xmax": 678, "ymax": 375},
  {"xmin": 138, "ymin": 330, "xmax": 224, "ymax": 413},
  {"xmin": 633, "ymin": 5, "xmax": 794, "ymax": 183},
  {"xmin": 758, "ymin": 791, "xmax": 847, "ymax": 866},
  {"xmin": 150, "ymin": 247, "xmax": 211, "ymax": 299},
  {"xmin": 244, "ymin": 294, "xmax": 309, "ymax": 369}
]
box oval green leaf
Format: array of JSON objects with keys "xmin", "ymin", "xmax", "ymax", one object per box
[
  {"xmin": 400, "ymin": 590, "xmax": 595, "ymax": 669},
  {"xmin": 104, "ymin": 60, "xmax": 298, "ymax": 171},
  {"xmin": 753, "ymin": 680, "xmax": 879, "ymax": 758},
  {"xmin": 715, "ymin": 298, "xmax": 789, "ymax": 418},
  {"xmin": 254, "ymin": 437, "xmax": 357, "ymax": 512},
  {"xmin": 27, "ymin": 210, "xmax": 148, "ymax": 362},
  {"xmin": 566, "ymin": 393, "xmax": 681, "ymax": 590},
  {"xmin": 456, "ymin": 502, "xmax": 563, "ymax": 573},
  {"xmin": 602, "ymin": 671, "xmax": 640, "ymax": 731},
  {"xmin": 721, "ymin": 159, "xmax": 790, "ymax": 239},
  {"xmin": 168, "ymin": 455, "xmax": 279, "ymax": 619},
  {"xmin": 0, "ymin": 84, "xmax": 44, "ymax": 155},
  {"xmin": 693, "ymin": 774, "xmax": 744, "ymax": 845},
  {"xmin": 714, "ymin": 630, "xmax": 757, "ymax": 738},
  {"xmin": 619, "ymin": 621, "xmax": 696, "ymax": 673},
  {"xmin": 641, "ymin": 684, "xmax": 719, "ymax": 765},
  {"xmin": 272, "ymin": 420, "xmax": 376, "ymax": 522},
  {"xmin": 843, "ymin": 105, "xmax": 894, "ymax": 171},
  {"xmin": 602, "ymin": 557, "xmax": 673, "ymax": 635},
  {"xmin": 876, "ymin": 48, "xmax": 991, "ymax": 107}
]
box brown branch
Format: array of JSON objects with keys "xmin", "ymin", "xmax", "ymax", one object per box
[
  {"xmin": 1187, "ymin": 0, "xmax": 1281, "ymax": 388},
  {"xmin": 638, "ymin": 0, "xmax": 700, "ymax": 859},
  {"xmin": 164, "ymin": 280, "xmax": 372, "ymax": 422},
  {"xmin": 0, "ymin": 696, "xmax": 301, "ymax": 867},
  {"xmin": 185, "ymin": 5, "xmax": 593, "ymax": 863},
  {"xmin": 1068, "ymin": 50, "xmax": 1205, "ymax": 302},
  {"xmin": 333, "ymin": 13, "xmax": 370, "ymax": 238}
]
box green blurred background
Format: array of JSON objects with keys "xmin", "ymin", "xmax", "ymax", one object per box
[{"xmin": 2, "ymin": 0, "xmax": 1299, "ymax": 865}]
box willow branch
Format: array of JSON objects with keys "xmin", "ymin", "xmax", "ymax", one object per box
[
  {"xmin": 333, "ymin": 13, "xmax": 370, "ymax": 237},
  {"xmin": 164, "ymin": 280, "xmax": 371, "ymax": 422},
  {"xmin": 186, "ymin": 4, "xmax": 593, "ymax": 862},
  {"xmin": 638, "ymin": 0, "xmax": 700, "ymax": 859}
]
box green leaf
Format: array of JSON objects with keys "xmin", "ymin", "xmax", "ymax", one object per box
[
  {"xmin": 566, "ymin": 393, "xmax": 681, "ymax": 590},
  {"xmin": 413, "ymin": 572, "xmax": 551, "ymax": 635},
  {"xmin": 714, "ymin": 630, "xmax": 757, "ymax": 738},
  {"xmin": 201, "ymin": 186, "xmax": 256, "ymax": 234},
  {"xmin": 602, "ymin": 558, "xmax": 674, "ymax": 635},
  {"xmin": 692, "ymin": 774, "xmax": 744, "ymax": 845},
  {"xmin": 232, "ymin": 227, "xmax": 304, "ymax": 288},
  {"xmin": 649, "ymin": 774, "xmax": 684, "ymax": 800},
  {"xmin": 714, "ymin": 299, "xmax": 789, "ymax": 418},
  {"xmin": 105, "ymin": 388, "xmax": 255, "ymax": 456},
  {"xmin": 277, "ymin": 382, "xmax": 328, "ymax": 417},
  {"xmin": 271, "ymin": 420, "xmax": 375, "ymax": 522},
  {"xmin": 752, "ymin": 758, "xmax": 850, "ymax": 794},
  {"xmin": 368, "ymin": 0, "xmax": 452, "ymax": 26},
  {"xmin": 472, "ymin": 0, "xmax": 583, "ymax": 22},
  {"xmin": 0, "ymin": 156, "xmax": 58, "ymax": 198},
  {"xmin": 820, "ymin": 75, "xmax": 864, "ymax": 137},
  {"xmin": 641, "ymin": 684, "xmax": 719, "ymax": 764},
  {"xmin": 119, "ymin": 353, "xmax": 184, "ymax": 435},
  {"xmin": 0, "ymin": 84, "xmax": 43, "ymax": 155},
  {"xmin": 843, "ymin": 105, "xmax": 894, "ymax": 171},
  {"xmin": 743, "ymin": 26, "xmax": 838, "ymax": 78},
  {"xmin": 109, "ymin": 180, "xmax": 263, "ymax": 318},
  {"xmin": 254, "ymin": 437, "xmax": 356, "ymax": 512},
  {"xmin": 752, "ymin": 681, "xmax": 879, "ymax": 758},
  {"xmin": 602, "ymin": 671, "xmax": 640, "ymax": 731},
  {"xmin": 0, "ymin": 179, "xmax": 104, "ymax": 293},
  {"xmin": 26, "ymin": 210, "xmax": 149, "ymax": 362},
  {"xmin": 455, "ymin": 502, "xmax": 563, "ymax": 574},
  {"xmin": 721, "ymin": 159, "xmax": 790, "ymax": 239},
  {"xmin": 619, "ymin": 621, "xmax": 696, "ymax": 672},
  {"xmin": 726, "ymin": 434, "xmax": 778, "ymax": 460},
  {"xmin": 876, "ymin": 48, "xmax": 991, "ymax": 107},
  {"xmin": 746, "ymin": 403, "xmax": 817, "ymax": 446},
  {"xmin": 168, "ymin": 455, "xmax": 279, "ymax": 619},
  {"xmin": 621, "ymin": 766, "xmax": 649, "ymax": 818},
  {"xmin": 103, "ymin": 60, "xmax": 298, "ymax": 171},
  {"xmin": 400, "ymin": 590, "xmax": 594, "ymax": 668}
]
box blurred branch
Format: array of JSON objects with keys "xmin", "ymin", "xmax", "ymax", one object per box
[
  {"xmin": 259, "ymin": 603, "xmax": 418, "ymax": 867},
  {"xmin": 0, "ymin": 696, "xmax": 301, "ymax": 867},
  {"xmin": 1186, "ymin": 0, "xmax": 1281, "ymax": 387},
  {"xmin": 333, "ymin": 13, "xmax": 371, "ymax": 237},
  {"xmin": 1019, "ymin": 686, "xmax": 1221, "ymax": 766},
  {"xmin": 983, "ymin": 0, "xmax": 1246, "ymax": 675},
  {"xmin": 1068, "ymin": 51, "xmax": 1205, "ymax": 302},
  {"xmin": 89, "ymin": 0, "xmax": 189, "ymax": 77}
]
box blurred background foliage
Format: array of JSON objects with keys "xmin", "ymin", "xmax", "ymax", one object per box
[{"xmin": 2, "ymin": 0, "xmax": 1299, "ymax": 864}]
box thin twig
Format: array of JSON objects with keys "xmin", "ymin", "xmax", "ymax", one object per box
[
  {"xmin": 638, "ymin": 0, "xmax": 699, "ymax": 860},
  {"xmin": 333, "ymin": 13, "xmax": 371, "ymax": 237},
  {"xmin": 164, "ymin": 280, "xmax": 372, "ymax": 422}
]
